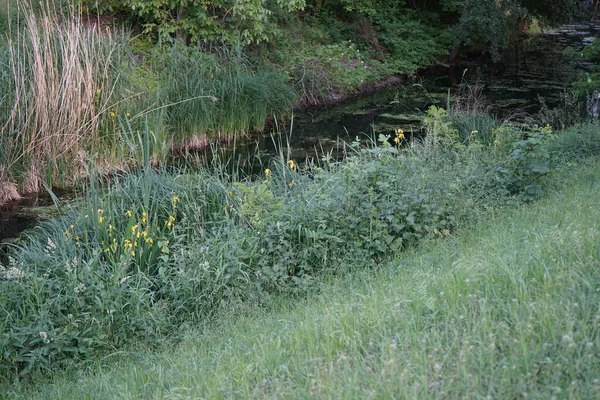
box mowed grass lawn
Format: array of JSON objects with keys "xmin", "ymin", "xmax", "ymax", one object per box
[{"xmin": 8, "ymin": 160, "xmax": 600, "ymax": 399}]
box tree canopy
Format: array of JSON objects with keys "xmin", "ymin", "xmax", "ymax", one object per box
[
  {"xmin": 439, "ymin": 0, "xmax": 579, "ymax": 59},
  {"xmin": 83, "ymin": 0, "xmax": 306, "ymax": 43},
  {"xmin": 80, "ymin": 0, "xmax": 580, "ymax": 56}
]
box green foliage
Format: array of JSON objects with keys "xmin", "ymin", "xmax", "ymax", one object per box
[
  {"xmin": 536, "ymin": 90, "xmax": 585, "ymax": 130},
  {"xmin": 13, "ymin": 157, "xmax": 600, "ymax": 399},
  {"xmin": 423, "ymin": 105, "xmax": 459, "ymax": 147},
  {"xmin": 451, "ymin": 0, "xmax": 513, "ymax": 61},
  {"xmin": 442, "ymin": 0, "xmax": 577, "ymax": 61},
  {"xmin": 506, "ymin": 124, "xmax": 554, "ymax": 200},
  {"xmin": 290, "ymin": 40, "xmax": 374, "ymax": 99},
  {"xmin": 0, "ymin": 3, "xmax": 135, "ymax": 192},
  {"xmin": 517, "ymin": 0, "xmax": 578, "ymax": 25},
  {"xmin": 254, "ymin": 16, "xmax": 386, "ymax": 106},
  {"xmin": 0, "ymin": 3, "xmax": 298, "ymax": 192},
  {"xmin": 423, "ymin": 106, "xmax": 555, "ymax": 200},
  {"xmin": 0, "ymin": 0, "xmax": 15, "ymax": 35},
  {"xmin": 546, "ymin": 124, "xmax": 600, "ymax": 164},
  {"xmin": 0, "ymin": 0, "xmax": 596, "ymax": 373},
  {"xmin": 158, "ymin": 44, "xmax": 296, "ymax": 137},
  {"xmin": 313, "ymin": 0, "xmax": 453, "ymax": 74},
  {"xmin": 80, "ymin": 0, "xmax": 306, "ymax": 44},
  {"xmin": 0, "ymin": 248, "xmax": 157, "ymax": 372},
  {"xmin": 450, "ymin": 113, "xmax": 498, "ymax": 146},
  {"xmin": 230, "ymin": 181, "xmax": 281, "ymax": 231},
  {"xmin": 368, "ymin": 4, "xmax": 454, "ymax": 73},
  {"xmin": 313, "ymin": 155, "xmax": 455, "ymax": 254},
  {"xmin": 4, "ymin": 112, "xmax": 592, "ymax": 375},
  {"xmin": 571, "ymin": 38, "xmax": 600, "ymax": 104},
  {"xmin": 0, "ymin": 167, "xmax": 184, "ymax": 372}
]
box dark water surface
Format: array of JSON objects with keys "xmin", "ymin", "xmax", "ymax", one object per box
[
  {"xmin": 0, "ymin": 192, "xmax": 64, "ymax": 244},
  {"xmin": 256, "ymin": 22, "xmax": 600, "ymax": 162},
  {"xmin": 2, "ymin": 21, "xmax": 600, "ymax": 243},
  {"xmin": 186, "ymin": 22, "xmax": 600, "ymax": 179}
]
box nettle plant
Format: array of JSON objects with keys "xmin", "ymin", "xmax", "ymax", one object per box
[
  {"xmin": 302, "ymin": 142, "xmax": 456, "ymax": 257},
  {"xmin": 506, "ymin": 125, "xmax": 554, "ymax": 200}
]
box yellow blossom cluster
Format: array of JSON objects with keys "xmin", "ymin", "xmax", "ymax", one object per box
[
  {"xmin": 288, "ymin": 160, "xmax": 297, "ymax": 171},
  {"xmin": 63, "ymin": 224, "xmax": 81, "ymax": 247},
  {"xmin": 72, "ymin": 194, "xmax": 181, "ymax": 269},
  {"xmin": 166, "ymin": 215, "xmax": 176, "ymax": 228},
  {"xmin": 101, "ymin": 208, "xmax": 160, "ymax": 264},
  {"xmin": 394, "ymin": 129, "xmax": 405, "ymax": 143},
  {"xmin": 97, "ymin": 208, "xmax": 105, "ymax": 225}
]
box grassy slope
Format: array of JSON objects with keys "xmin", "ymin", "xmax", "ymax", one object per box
[{"xmin": 8, "ymin": 160, "xmax": 600, "ymax": 399}]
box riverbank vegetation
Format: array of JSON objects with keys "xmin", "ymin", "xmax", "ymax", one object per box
[
  {"xmin": 1, "ymin": 107, "xmax": 600, "ymax": 381},
  {"xmin": 0, "ymin": 0, "xmax": 588, "ymax": 200},
  {"xmin": 1, "ymin": 0, "xmax": 600, "ymax": 393},
  {"xmin": 8, "ymin": 146, "xmax": 600, "ymax": 399}
]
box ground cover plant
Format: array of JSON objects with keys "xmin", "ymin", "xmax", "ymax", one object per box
[
  {"xmin": 1, "ymin": 113, "xmax": 599, "ymax": 380},
  {"xmin": 0, "ymin": 0, "xmax": 597, "ymax": 395}
]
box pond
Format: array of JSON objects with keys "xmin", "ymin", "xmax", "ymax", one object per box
[{"xmin": 2, "ymin": 21, "xmax": 599, "ymax": 243}]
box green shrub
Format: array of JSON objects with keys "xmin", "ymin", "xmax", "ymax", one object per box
[
  {"xmin": 282, "ymin": 39, "xmax": 379, "ymax": 105},
  {"xmin": 304, "ymin": 153, "xmax": 455, "ymax": 255},
  {"xmin": 423, "ymin": 106, "xmax": 555, "ymax": 200},
  {"xmin": 371, "ymin": 13, "xmax": 454, "ymax": 74}
]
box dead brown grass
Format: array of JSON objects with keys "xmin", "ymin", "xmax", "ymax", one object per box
[
  {"xmin": 21, "ymin": 162, "xmax": 42, "ymax": 194},
  {"xmin": 1, "ymin": 1, "xmax": 118, "ymax": 191},
  {"xmin": 0, "ymin": 170, "xmax": 20, "ymax": 204}
]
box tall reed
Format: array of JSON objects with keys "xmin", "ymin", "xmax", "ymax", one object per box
[
  {"xmin": 0, "ymin": 1, "xmax": 119, "ymax": 196},
  {"xmin": 0, "ymin": 2, "xmax": 297, "ymax": 203}
]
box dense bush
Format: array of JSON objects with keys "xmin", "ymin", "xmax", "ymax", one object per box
[{"xmin": 78, "ymin": 0, "xmax": 306, "ymax": 44}]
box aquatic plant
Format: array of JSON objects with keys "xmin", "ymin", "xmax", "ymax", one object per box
[{"xmin": 159, "ymin": 44, "xmax": 296, "ymax": 141}]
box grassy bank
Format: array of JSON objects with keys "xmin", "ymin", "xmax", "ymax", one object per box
[
  {"xmin": 6, "ymin": 133, "xmax": 600, "ymax": 399},
  {"xmin": 1, "ymin": 117, "xmax": 599, "ymax": 381}
]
